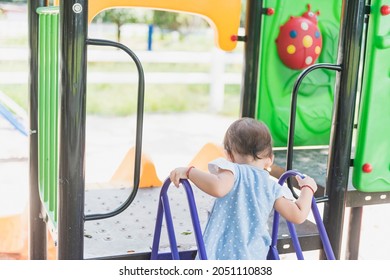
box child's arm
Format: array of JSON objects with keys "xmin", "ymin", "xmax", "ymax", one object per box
[
  {"xmin": 273, "ymin": 175, "xmax": 318, "ymax": 224},
  {"xmin": 169, "ymin": 166, "xmax": 234, "ymax": 198}
]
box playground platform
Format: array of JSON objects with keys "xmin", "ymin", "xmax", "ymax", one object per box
[{"xmin": 1, "ymin": 113, "xmax": 389, "ymax": 260}]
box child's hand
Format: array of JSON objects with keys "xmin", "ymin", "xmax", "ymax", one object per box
[
  {"xmin": 295, "ymin": 175, "xmax": 318, "ymax": 194},
  {"xmin": 169, "ymin": 167, "xmax": 189, "ymax": 187}
]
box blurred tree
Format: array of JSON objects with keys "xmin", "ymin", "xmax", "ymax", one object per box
[
  {"xmin": 152, "ymin": 10, "xmax": 180, "ymax": 31},
  {"xmin": 93, "ymin": 9, "xmax": 142, "ymax": 42},
  {"xmin": 92, "ymin": 8, "xmax": 210, "ymax": 43},
  {"xmin": 240, "ymin": 0, "xmax": 246, "ymax": 27},
  {"xmin": 152, "ymin": 10, "xmax": 208, "ymax": 40}
]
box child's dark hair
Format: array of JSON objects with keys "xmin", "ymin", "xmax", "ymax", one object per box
[{"xmin": 223, "ymin": 118, "xmax": 273, "ymax": 161}]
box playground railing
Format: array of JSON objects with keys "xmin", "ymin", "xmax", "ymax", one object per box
[
  {"xmin": 35, "ymin": 6, "xmax": 146, "ymax": 233},
  {"xmin": 151, "ymin": 178, "xmax": 207, "ymax": 260},
  {"xmin": 267, "ymin": 170, "xmax": 335, "ymax": 260}
]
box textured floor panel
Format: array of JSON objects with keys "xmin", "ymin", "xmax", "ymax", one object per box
[{"xmin": 84, "ymin": 185, "xmax": 214, "ymax": 258}]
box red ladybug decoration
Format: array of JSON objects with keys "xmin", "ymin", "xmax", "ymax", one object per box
[{"xmin": 275, "ymin": 4, "xmax": 322, "ymax": 70}]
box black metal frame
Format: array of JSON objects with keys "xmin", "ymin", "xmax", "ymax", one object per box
[
  {"xmin": 57, "ymin": 0, "xmax": 89, "ymax": 259},
  {"xmin": 322, "ymin": 0, "xmax": 366, "ymax": 260},
  {"xmin": 27, "ymin": 0, "xmax": 388, "ymax": 260},
  {"xmin": 285, "ymin": 63, "xmax": 342, "ymax": 200},
  {"xmin": 28, "ymin": 0, "xmax": 47, "ymax": 260},
  {"xmin": 84, "ymin": 38, "xmax": 145, "ymax": 221},
  {"xmin": 240, "ymin": 0, "xmax": 263, "ymax": 117}
]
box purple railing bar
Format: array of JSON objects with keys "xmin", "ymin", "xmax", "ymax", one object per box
[
  {"xmin": 161, "ymin": 192, "xmax": 180, "ymax": 260},
  {"xmin": 151, "ymin": 178, "xmax": 207, "ymax": 260},
  {"xmin": 150, "ymin": 198, "xmax": 164, "ymax": 260},
  {"xmin": 311, "ymin": 198, "xmax": 336, "ymax": 260},
  {"xmin": 269, "ymin": 170, "xmax": 335, "ymax": 260},
  {"xmin": 181, "ymin": 179, "xmax": 207, "ymax": 260},
  {"xmin": 286, "ymin": 220, "xmax": 304, "ymax": 260}
]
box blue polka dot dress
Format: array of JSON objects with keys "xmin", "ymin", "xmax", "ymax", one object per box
[{"xmin": 201, "ymin": 158, "xmax": 286, "ymax": 260}]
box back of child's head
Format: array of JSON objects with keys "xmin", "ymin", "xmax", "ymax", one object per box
[{"xmin": 224, "ymin": 117, "xmax": 273, "ymax": 160}]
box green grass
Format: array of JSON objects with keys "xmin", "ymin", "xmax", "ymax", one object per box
[
  {"xmin": 86, "ymin": 83, "xmax": 240, "ymax": 116},
  {"xmin": 221, "ymin": 85, "xmax": 241, "ymax": 116},
  {"xmin": 87, "ymin": 61, "xmax": 210, "ymax": 73},
  {"xmin": 1, "ymin": 23, "xmax": 242, "ymax": 117},
  {"xmin": 0, "ymin": 83, "xmax": 241, "ymax": 117},
  {"xmin": 0, "ymin": 54, "xmax": 242, "ymax": 117}
]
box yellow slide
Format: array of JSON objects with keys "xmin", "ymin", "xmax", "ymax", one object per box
[
  {"xmin": 110, "ymin": 142, "xmax": 226, "ymax": 188},
  {"xmin": 89, "ymin": 0, "xmax": 241, "ymax": 51}
]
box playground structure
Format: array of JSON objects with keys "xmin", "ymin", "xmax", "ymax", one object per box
[
  {"xmin": 0, "ymin": 0, "xmax": 386, "ymax": 260},
  {"xmin": 150, "ymin": 171, "xmax": 335, "ymax": 261}
]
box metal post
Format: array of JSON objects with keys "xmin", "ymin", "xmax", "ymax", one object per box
[
  {"xmin": 345, "ymin": 207, "xmax": 363, "ymax": 259},
  {"xmin": 57, "ymin": 0, "xmax": 88, "ymax": 259},
  {"xmin": 322, "ymin": 0, "xmax": 365, "ymax": 259},
  {"xmin": 28, "ymin": 0, "xmax": 47, "ymax": 260},
  {"xmin": 239, "ymin": 0, "xmax": 263, "ymax": 117}
]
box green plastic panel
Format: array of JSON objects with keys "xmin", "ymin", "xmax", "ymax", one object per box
[
  {"xmin": 37, "ymin": 7, "xmax": 59, "ymax": 225},
  {"xmin": 352, "ymin": 0, "xmax": 390, "ymax": 192},
  {"xmin": 256, "ymin": 0, "xmax": 342, "ymax": 147}
]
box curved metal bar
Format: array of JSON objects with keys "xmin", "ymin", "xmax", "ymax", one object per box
[
  {"xmin": 181, "ymin": 179, "xmax": 208, "ymax": 260},
  {"xmin": 268, "ymin": 170, "xmax": 335, "ymax": 260},
  {"xmin": 278, "ymin": 169, "xmax": 304, "ymax": 184},
  {"xmin": 279, "ymin": 170, "xmax": 305, "ymax": 259},
  {"xmin": 286, "ymin": 63, "xmax": 342, "ymax": 199},
  {"xmin": 151, "ymin": 178, "xmax": 173, "ymax": 259},
  {"xmin": 161, "ymin": 188, "xmax": 180, "ymax": 260},
  {"xmin": 286, "ymin": 220, "xmax": 304, "ymax": 260},
  {"xmin": 151, "ymin": 178, "xmax": 207, "ymax": 260},
  {"xmin": 85, "ymin": 38, "xmax": 145, "ymax": 221},
  {"xmin": 269, "ymin": 170, "xmax": 303, "ymax": 259},
  {"xmin": 151, "ymin": 178, "xmax": 180, "ymax": 259},
  {"xmin": 150, "ymin": 191, "xmax": 165, "ymax": 260},
  {"xmin": 267, "ymin": 206, "xmax": 280, "ymax": 260},
  {"xmin": 311, "ymin": 198, "xmax": 335, "ymax": 260}
]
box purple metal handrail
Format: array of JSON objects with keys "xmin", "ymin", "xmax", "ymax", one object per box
[
  {"xmin": 268, "ymin": 170, "xmax": 335, "ymax": 260},
  {"xmin": 151, "ymin": 178, "xmax": 207, "ymax": 260}
]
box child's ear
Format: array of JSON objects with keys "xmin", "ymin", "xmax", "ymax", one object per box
[
  {"xmin": 265, "ymin": 155, "xmax": 274, "ymax": 170},
  {"xmin": 224, "ymin": 149, "xmax": 234, "ymax": 162}
]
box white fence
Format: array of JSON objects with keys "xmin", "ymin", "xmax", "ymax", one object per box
[{"xmin": 0, "ymin": 47, "xmax": 243, "ymax": 112}]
